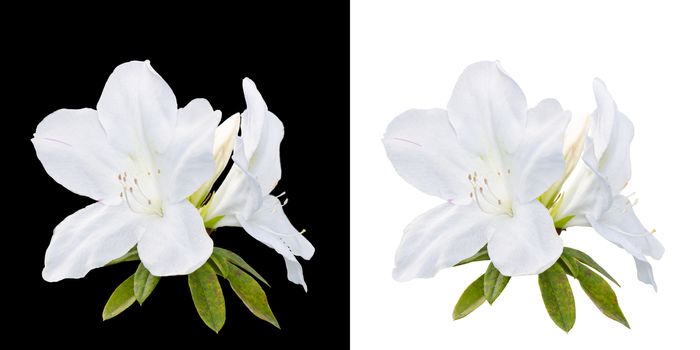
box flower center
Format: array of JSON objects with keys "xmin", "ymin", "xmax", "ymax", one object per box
[
  {"xmin": 467, "ymin": 169, "xmax": 513, "ymax": 216},
  {"xmin": 118, "ymin": 166, "xmax": 163, "ymax": 217}
]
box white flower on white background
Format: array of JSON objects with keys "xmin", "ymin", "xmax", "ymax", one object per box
[
  {"xmin": 203, "ymin": 78, "xmax": 314, "ymax": 290},
  {"xmin": 32, "ymin": 61, "xmax": 221, "ymax": 281},
  {"xmin": 384, "ymin": 61, "xmax": 570, "ymax": 279},
  {"xmin": 552, "ymin": 78, "xmax": 664, "ymax": 289}
]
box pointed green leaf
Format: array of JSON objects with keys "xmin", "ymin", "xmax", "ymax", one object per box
[
  {"xmin": 213, "ymin": 247, "xmax": 270, "ymax": 287},
  {"xmin": 133, "ymin": 263, "xmax": 160, "ymax": 305},
  {"xmin": 226, "ymin": 264, "xmax": 279, "ymax": 329},
  {"xmin": 563, "ymin": 247, "xmax": 620, "ymax": 287},
  {"xmin": 576, "ymin": 262, "xmax": 630, "ymax": 328},
  {"xmin": 102, "ymin": 274, "xmax": 136, "ymax": 321},
  {"xmin": 559, "ymin": 255, "xmax": 579, "ymax": 278},
  {"xmin": 209, "ymin": 254, "xmax": 229, "ymax": 278},
  {"xmin": 454, "ymin": 246, "xmax": 489, "ymax": 266},
  {"xmin": 107, "ymin": 248, "xmax": 139, "ymax": 266},
  {"xmin": 188, "ymin": 262, "xmax": 226, "ymax": 333},
  {"xmin": 453, "ymin": 274, "xmax": 486, "ymax": 320},
  {"xmin": 483, "ymin": 263, "xmax": 510, "ymax": 304},
  {"xmin": 538, "ymin": 263, "xmax": 576, "ymax": 332}
]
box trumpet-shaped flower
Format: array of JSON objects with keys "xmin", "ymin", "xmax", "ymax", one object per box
[
  {"xmin": 553, "ymin": 79, "xmax": 664, "ymax": 289},
  {"xmin": 32, "ymin": 61, "xmax": 221, "ymax": 281},
  {"xmin": 384, "ymin": 61, "xmax": 570, "ymax": 279},
  {"xmin": 203, "ymin": 78, "xmax": 314, "ymax": 290}
]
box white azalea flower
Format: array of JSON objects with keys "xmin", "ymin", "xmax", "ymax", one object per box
[
  {"xmin": 553, "ymin": 79, "xmax": 664, "ymax": 289},
  {"xmin": 203, "ymin": 78, "xmax": 314, "ymax": 290},
  {"xmin": 32, "ymin": 61, "xmax": 221, "ymax": 281},
  {"xmin": 384, "ymin": 61, "xmax": 570, "ymax": 279}
]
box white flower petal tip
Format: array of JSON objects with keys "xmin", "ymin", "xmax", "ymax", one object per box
[
  {"xmin": 487, "ymin": 201, "xmax": 563, "ymax": 276},
  {"xmin": 138, "ymin": 202, "xmax": 214, "ymax": 277},
  {"xmin": 447, "ymin": 61, "xmax": 528, "ymax": 155},
  {"xmin": 41, "ymin": 203, "xmax": 144, "ymax": 282},
  {"xmin": 382, "ymin": 109, "xmax": 475, "ymax": 203},
  {"xmin": 635, "ymin": 257, "xmax": 658, "ymax": 291},
  {"xmin": 238, "ymin": 195, "xmax": 313, "ymax": 287},
  {"xmin": 392, "ymin": 203, "xmax": 491, "ymax": 282}
]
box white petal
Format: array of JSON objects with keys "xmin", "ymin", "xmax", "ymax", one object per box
[
  {"xmin": 634, "ymin": 257, "xmax": 658, "ymax": 291},
  {"xmin": 43, "ymin": 203, "xmax": 145, "ymax": 282},
  {"xmin": 284, "ymin": 256, "xmax": 308, "ymax": 291},
  {"xmin": 590, "ymin": 79, "xmax": 634, "ymax": 193},
  {"xmin": 137, "ymin": 201, "xmax": 213, "ymax": 276},
  {"xmin": 590, "ymin": 78, "xmax": 617, "ymax": 159},
  {"xmin": 206, "ymin": 139, "xmax": 263, "ymax": 225},
  {"xmin": 241, "ymin": 78, "xmax": 284, "ymax": 194},
  {"xmin": 213, "ymin": 114, "xmax": 241, "ymax": 181},
  {"xmin": 513, "ymin": 99, "xmax": 571, "ymax": 202},
  {"xmin": 239, "ymin": 195, "xmax": 314, "ymax": 288},
  {"xmin": 488, "ymin": 201, "xmax": 563, "ymax": 276},
  {"xmin": 157, "ymin": 98, "xmax": 221, "ymax": 202},
  {"xmin": 598, "ymin": 113, "xmax": 634, "ymax": 194},
  {"xmin": 32, "ymin": 108, "xmax": 126, "ymax": 204},
  {"xmin": 97, "ymin": 61, "xmax": 177, "ymax": 154},
  {"xmin": 383, "ymin": 109, "xmax": 476, "ymax": 203},
  {"xmin": 247, "ymin": 111, "xmax": 283, "ymax": 194},
  {"xmin": 241, "ymin": 195, "xmax": 314, "ymax": 259},
  {"xmin": 241, "ymin": 77, "xmax": 268, "ymax": 160},
  {"xmin": 589, "ymin": 195, "xmax": 664, "ymax": 260},
  {"xmin": 447, "ymin": 61, "xmax": 527, "ymax": 156},
  {"xmin": 393, "ymin": 203, "xmax": 492, "ymax": 281}
]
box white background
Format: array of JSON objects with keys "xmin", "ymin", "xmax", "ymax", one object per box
[{"xmin": 351, "ymin": 1, "xmax": 699, "ymax": 348}]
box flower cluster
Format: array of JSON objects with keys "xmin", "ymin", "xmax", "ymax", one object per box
[
  {"xmin": 32, "ymin": 61, "xmax": 313, "ymax": 332},
  {"xmin": 383, "ymin": 61, "xmax": 663, "ymax": 331}
]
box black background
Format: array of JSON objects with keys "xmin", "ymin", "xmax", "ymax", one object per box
[{"xmin": 6, "ymin": 3, "xmax": 349, "ymax": 346}]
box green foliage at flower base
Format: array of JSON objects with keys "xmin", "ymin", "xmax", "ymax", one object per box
[
  {"xmin": 452, "ymin": 246, "xmax": 630, "ymax": 331},
  {"xmin": 102, "ymin": 246, "xmax": 278, "ymax": 332}
]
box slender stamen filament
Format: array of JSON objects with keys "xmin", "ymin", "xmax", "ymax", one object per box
[
  {"xmin": 117, "ymin": 171, "xmax": 162, "ymax": 216},
  {"xmin": 467, "ymin": 172, "xmax": 512, "ymax": 215},
  {"xmin": 128, "ymin": 187, "xmax": 150, "ymax": 207},
  {"xmin": 132, "ymin": 178, "xmax": 152, "ymax": 203},
  {"xmin": 482, "ymin": 178, "xmax": 502, "ymax": 205},
  {"xmin": 478, "ymin": 187, "xmax": 500, "ymax": 207},
  {"xmin": 467, "ymin": 175, "xmax": 500, "ymax": 214}
]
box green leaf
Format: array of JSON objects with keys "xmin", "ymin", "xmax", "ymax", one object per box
[
  {"xmin": 576, "ymin": 262, "xmax": 630, "ymax": 328},
  {"xmin": 454, "ymin": 246, "xmax": 489, "ymax": 267},
  {"xmin": 483, "ymin": 263, "xmax": 510, "ymax": 304},
  {"xmin": 188, "ymin": 262, "xmax": 226, "ymax": 333},
  {"xmin": 563, "ymin": 247, "xmax": 620, "ymax": 287},
  {"xmin": 452, "ymin": 274, "xmax": 487, "ymax": 320},
  {"xmin": 107, "ymin": 248, "xmax": 139, "ymax": 266},
  {"xmin": 133, "ymin": 263, "xmax": 160, "ymax": 305},
  {"xmin": 209, "ymin": 254, "xmax": 229, "ymax": 278},
  {"xmin": 538, "ymin": 263, "xmax": 576, "ymax": 332},
  {"xmin": 225, "ymin": 264, "xmax": 280, "ymax": 329},
  {"xmin": 559, "ymin": 254, "xmax": 579, "ymax": 278},
  {"xmin": 213, "ymin": 247, "xmax": 270, "ymax": 287},
  {"xmin": 102, "ymin": 274, "xmax": 137, "ymax": 321}
]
